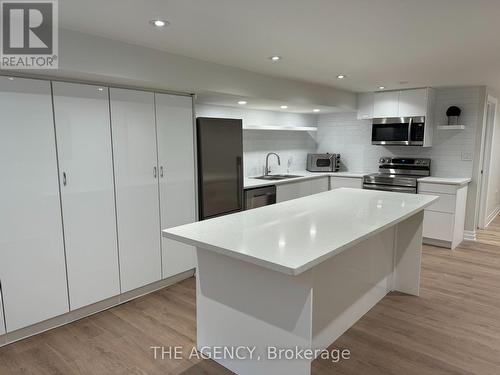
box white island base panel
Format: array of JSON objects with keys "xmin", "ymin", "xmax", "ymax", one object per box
[{"xmin": 195, "ymin": 211, "xmax": 423, "ymax": 375}]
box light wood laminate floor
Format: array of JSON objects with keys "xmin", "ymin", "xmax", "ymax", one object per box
[{"xmin": 1, "ymin": 227, "xmax": 500, "ymax": 374}]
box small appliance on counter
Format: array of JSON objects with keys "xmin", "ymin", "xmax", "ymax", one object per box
[
  {"xmin": 363, "ymin": 157, "xmax": 431, "ymax": 194},
  {"xmin": 306, "ymin": 153, "xmax": 340, "ymax": 172}
]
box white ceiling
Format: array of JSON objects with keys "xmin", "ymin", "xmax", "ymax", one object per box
[{"xmin": 60, "ymin": 0, "xmax": 500, "ymax": 93}]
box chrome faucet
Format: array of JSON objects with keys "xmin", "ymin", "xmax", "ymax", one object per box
[{"xmin": 265, "ymin": 152, "xmax": 281, "ymax": 176}]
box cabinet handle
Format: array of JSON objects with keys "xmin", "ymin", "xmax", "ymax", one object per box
[
  {"xmin": 153, "ymin": 166, "xmax": 157, "ymax": 178},
  {"xmin": 62, "ymin": 172, "xmax": 67, "ymax": 186},
  {"xmin": 160, "ymin": 166, "xmax": 164, "ymax": 178}
]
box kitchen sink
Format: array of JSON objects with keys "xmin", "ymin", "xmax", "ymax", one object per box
[{"xmin": 253, "ymin": 174, "xmax": 303, "ymax": 181}]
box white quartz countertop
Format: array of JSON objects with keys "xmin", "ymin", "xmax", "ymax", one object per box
[
  {"xmin": 163, "ymin": 188, "xmax": 438, "ymax": 276},
  {"xmin": 417, "ymin": 177, "xmax": 471, "ymax": 186},
  {"xmin": 244, "ymin": 170, "xmax": 367, "ymax": 189}
]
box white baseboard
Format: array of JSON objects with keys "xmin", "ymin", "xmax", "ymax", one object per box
[
  {"xmin": 0, "ymin": 269, "xmax": 195, "ymax": 348},
  {"xmin": 463, "ymin": 230, "xmax": 477, "ymax": 241}
]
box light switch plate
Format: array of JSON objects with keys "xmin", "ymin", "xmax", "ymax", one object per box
[{"xmin": 461, "ymin": 151, "xmax": 473, "ymax": 161}]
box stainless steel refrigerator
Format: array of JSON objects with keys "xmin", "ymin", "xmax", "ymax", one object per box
[{"xmin": 196, "ymin": 117, "xmax": 243, "ymax": 220}]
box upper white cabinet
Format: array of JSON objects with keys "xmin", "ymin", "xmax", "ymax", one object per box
[
  {"xmin": 357, "ymin": 93, "xmax": 374, "ymax": 120},
  {"xmin": 155, "ymin": 93, "xmax": 197, "ymax": 278},
  {"xmin": 52, "ymin": 82, "xmax": 120, "ymax": 310},
  {"xmin": 0, "ymin": 77, "xmax": 69, "ymax": 332},
  {"xmin": 359, "ymin": 88, "xmax": 433, "ymax": 119},
  {"xmin": 110, "ymin": 88, "xmax": 162, "ymax": 292},
  {"xmin": 398, "ymin": 88, "xmax": 428, "ymax": 117},
  {"xmin": 373, "ymin": 91, "xmax": 400, "ymax": 118}
]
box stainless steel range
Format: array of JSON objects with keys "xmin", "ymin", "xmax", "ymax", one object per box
[{"xmin": 363, "ymin": 157, "xmax": 431, "ymax": 194}]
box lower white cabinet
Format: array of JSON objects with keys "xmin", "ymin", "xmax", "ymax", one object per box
[
  {"xmin": 276, "ymin": 177, "xmax": 329, "ymax": 203},
  {"xmin": 53, "ymin": 82, "xmax": 120, "ymax": 309},
  {"xmin": 418, "ymin": 182, "xmax": 468, "ymax": 249},
  {"xmin": 155, "ymin": 93, "xmax": 197, "ymax": 278},
  {"xmin": 110, "ymin": 88, "xmax": 162, "ymax": 292},
  {"xmin": 330, "ymin": 176, "xmax": 363, "ymax": 190},
  {"xmin": 0, "ymin": 76, "xmax": 69, "ymax": 332}
]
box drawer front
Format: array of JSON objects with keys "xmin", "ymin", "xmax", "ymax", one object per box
[
  {"xmin": 330, "ymin": 177, "xmax": 362, "ymax": 190},
  {"xmin": 419, "ymin": 192, "xmax": 456, "ymax": 214},
  {"xmin": 423, "ymin": 210, "xmax": 454, "ymax": 241},
  {"xmin": 418, "ymin": 182, "xmax": 457, "ymax": 195}
]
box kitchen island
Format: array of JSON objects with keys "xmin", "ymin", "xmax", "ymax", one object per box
[{"xmin": 163, "ymin": 188, "xmax": 438, "ymax": 375}]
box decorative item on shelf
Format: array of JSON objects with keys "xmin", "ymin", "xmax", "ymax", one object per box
[{"xmin": 446, "ymin": 106, "xmax": 461, "ymax": 125}]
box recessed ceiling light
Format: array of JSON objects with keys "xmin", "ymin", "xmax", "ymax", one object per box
[
  {"xmin": 313, "ymin": 109, "xmax": 320, "ymax": 112},
  {"xmin": 97, "ymin": 87, "xmax": 104, "ymax": 92},
  {"xmin": 238, "ymin": 100, "xmax": 247, "ymax": 105},
  {"xmin": 337, "ymin": 75, "xmax": 346, "ymax": 79},
  {"xmin": 378, "ymin": 86, "xmax": 386, "ymax": 90},
  {"xmin": 149, "ymin": 19, "xmax": 169, "ymax": 27},
  {"xmin": 8, "ymin": 77, "xmax": 14, "ymax": 80},
  {"xmin": 270, "ymin": 56, "xmax": 282, "ymax": 62},
  {"xmin": 280, "ymin": 105, "xmax": 288, "ymax": 109}
]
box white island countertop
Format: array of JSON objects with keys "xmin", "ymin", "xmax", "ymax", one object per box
[{"xmin": 163, "ymin": 188, "xmax": 438, "ymax": 276}]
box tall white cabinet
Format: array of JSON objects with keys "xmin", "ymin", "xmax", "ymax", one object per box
[
  {"xmin": 110, "ymin": 88, "xmax": 162, "ymax": 292},
  {"xmin": 0, "ymin": 76, "xmax": 69, "ymax": 332},
  {"xmin": 155, "ymin": 93, "xmax": 197, "ymax": 278},
  {"xmin": 52, "ymin": 82, "xmax": 120, "ymax": 309}
]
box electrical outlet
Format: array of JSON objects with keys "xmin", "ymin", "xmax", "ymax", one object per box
[{"xmin": 461, "ymin": 151, "xmax": 473, "ymax": 161}]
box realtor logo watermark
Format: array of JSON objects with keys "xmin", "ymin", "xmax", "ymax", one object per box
[{"xmin": 1, "ymin": 0, "xmax": 58, "ymax": 69}]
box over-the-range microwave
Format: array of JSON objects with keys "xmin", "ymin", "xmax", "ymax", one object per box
[{"xmin": 372, "ymin": 116, "xmax": 430, "ymax": 146}]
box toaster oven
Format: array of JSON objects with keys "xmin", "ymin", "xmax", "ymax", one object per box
[{"xmin": 306, "ymin": 153, "xmax": 340, "ymax": 172}]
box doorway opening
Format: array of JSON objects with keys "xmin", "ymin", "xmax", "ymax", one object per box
[{"xmin": 478, "ymin": 95, "xmax": 499, "ymax": 229}]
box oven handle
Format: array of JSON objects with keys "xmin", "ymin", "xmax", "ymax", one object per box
[{"xmin": 363, "ymin": 184, "xmax": 416, "ymax": 193}]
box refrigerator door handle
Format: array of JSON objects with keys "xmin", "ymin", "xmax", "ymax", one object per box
[{"xmin": 236, "ymin": 156, "xmax": 243, "ymax": 209}]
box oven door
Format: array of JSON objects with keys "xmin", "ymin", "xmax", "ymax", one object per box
[{"xmin": 372, "ymin": 117, "xmax": 411, "ymax": 145}]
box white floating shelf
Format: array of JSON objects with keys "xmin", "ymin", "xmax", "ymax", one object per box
[
  {"xmin": 243, "ymin": 125, "xmax": 317, "ymax": 132},
  {"xmin": 437, "ymin": 125, "xmax": 466, "ymax": 130}
]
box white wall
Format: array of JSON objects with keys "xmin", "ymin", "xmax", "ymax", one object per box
[
  {"xmin": 20, "ymin": 29, "xmax": 355, "ymax": 110},
  {"xmin": 317, "ymin": 87, "xmax": 483, "ymax": 177},
  {"xmin": 195, "ymin": 104, "xmax": 317, "ymax": 176}
]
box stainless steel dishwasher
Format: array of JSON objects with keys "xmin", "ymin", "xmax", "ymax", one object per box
[{"xmin": 244, "ymin": 185, "xmax": 276, "ymax": 210}]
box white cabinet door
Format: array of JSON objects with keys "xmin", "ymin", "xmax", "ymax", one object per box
[
  {"xmin": 155, "ymin": 93, "xmax": 197, "ymax": 279},
  {"xmin": 357, "ymin": 92, "xmax": 374, "ymax": 120},
  {"xmin": 309, "ymin": 177, "xmax": 330, "ymax": 195},
  {"xmin": 423, "ymin": 211, "xmax": 454, "ymax": 242},
  {"xmin": 276, "ymin": 180, "xmax": 311, "ymax": 203},
  {"xmin": 330, "ymin": 177, "xmax": 363, "ymax": 189},
  {"xmin": 53, "ymin": 82, "xmax": 120, "ymax": 309},
  {"xmin": 398, "ymin": 89, "xmax": 427, "ymax": 117},
  {"xmin": 110, "ymin": 88, "xmax": 162, "ymax": 292},
  {"xmin": 0, "ymin": 76, "xmax": 69, "ymax": 332},
  {"xmin": 373, "ymin": 91, "xmax": 400, "ymax": 118}
]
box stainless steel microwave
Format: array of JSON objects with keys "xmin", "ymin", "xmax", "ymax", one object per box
[
  {"xmin": 372, "ymin": 117, "xmax": 427, "ymax": 146},
  {"xmin": 307, "ymin": 153, "xmax": 340, "ymax": 172}
]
